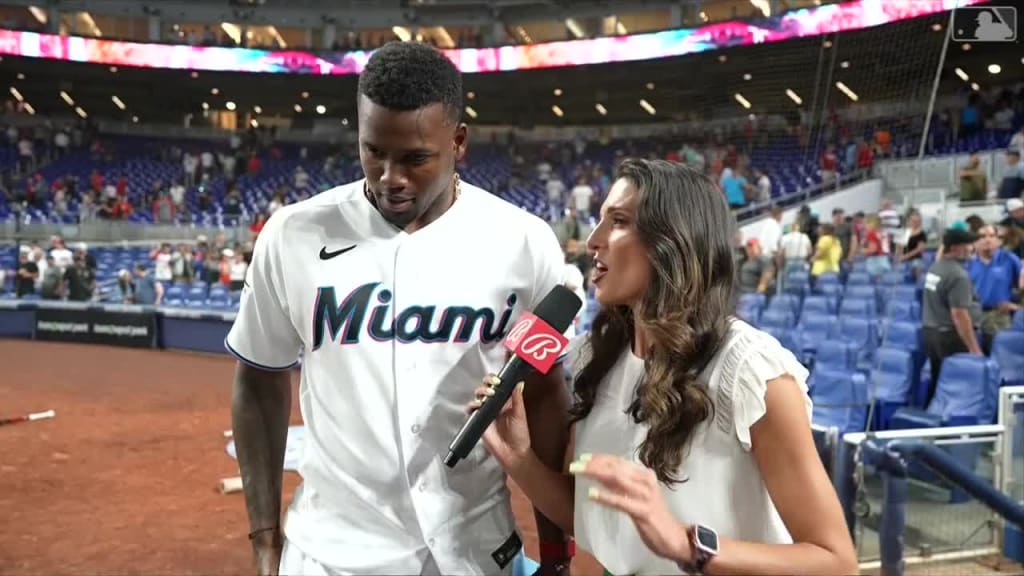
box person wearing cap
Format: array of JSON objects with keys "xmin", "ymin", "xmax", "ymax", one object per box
[
  {"xmin": 132, "ymin": 263, "xmax": 164, "ymax": 306},
  {"xmin": 737, "ymin": 238, "xmax": 775, "ymax": 295},
  {"xmin": 1000, "ymin": 198, "xmax": 1024, "ymax": 259},
  {"xmin": 968, "ymin": 223, "xmax": 1023, "ymax": 354},
  {"xmin": 922, "ymin": 228, "xmax": 983, "ymax": 405}
]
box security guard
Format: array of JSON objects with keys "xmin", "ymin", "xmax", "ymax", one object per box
[{"xmin": 922, "ymin": 228, "xmax": 983, "ymax": 406}]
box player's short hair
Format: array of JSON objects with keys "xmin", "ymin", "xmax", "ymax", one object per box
[{"xmin": 357, "ymin": 41, "xmax": 462, "ymax": 125}]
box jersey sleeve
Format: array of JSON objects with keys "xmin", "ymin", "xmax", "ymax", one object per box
[
  {"xmin": 224, "ymin": 210, "xmax": 303, "ymax": 370},
  {"xmin": 526, "ymin": 217, "xmax": 577, "ymax": 359}
]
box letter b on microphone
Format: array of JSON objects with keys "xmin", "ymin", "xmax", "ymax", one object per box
[{"xmin": 502, "ymin": 311, "xmax": 568, "ymax": 374}]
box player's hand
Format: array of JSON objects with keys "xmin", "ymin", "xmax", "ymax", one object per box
[
  {"xmin": 251, "ymin": 530, "xmax": 282, "ymax": 576},
  {"xmin": 466, "ymin": 374, "xmax": 532, "ymax": 470}
]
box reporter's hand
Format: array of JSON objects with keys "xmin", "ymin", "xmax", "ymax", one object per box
[
  {"xmin": 251, "ymin": 529, "xmax": 283, "ymax": 576},
  {"xmin": 466, "ymin": 374, "xmax": 532, "ymax": 470}
]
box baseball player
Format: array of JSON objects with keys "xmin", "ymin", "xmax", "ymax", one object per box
[{"xmin": 226, "ymin": 41, "xmax": 574, "ymax": 576}]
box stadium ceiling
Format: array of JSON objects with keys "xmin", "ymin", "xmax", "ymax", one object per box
[
  {"xmin": 2, "ymin": 11, "xmax": 1021, "ymax": 127},
  {"xmin": 0, "ymin": 0, "xmax": 677, "ymax": 27}
]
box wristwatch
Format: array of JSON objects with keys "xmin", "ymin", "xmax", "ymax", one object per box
[{"xmin": 680, "ymin": 524, "xmax": 719, "ymax": 574}]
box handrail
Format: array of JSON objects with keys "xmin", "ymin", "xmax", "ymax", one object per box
[{"xmin": 860, "ymin": 439, "xmax": 1024, "ymax": 576}]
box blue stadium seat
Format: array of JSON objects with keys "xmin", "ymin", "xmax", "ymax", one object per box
[
  {"xmin": 801, "ymin": 294, "xmax": 834, "ymax": 316},
  {"xmin": 810, "ymin": 368, "xmax": 868, "ymax": 433},
  {"xmin": 1013, "ymin": 310, "xmax": 1024, "ymax": 332},
  {"xmin": 814, "ymin": 340, "xmax": 859, "ymax": 372},
  {"xmin": 886, "ymin": 299, "xmax": 920, "ymax": 322},
  {"xmin": 991, "ymin": 330, "xmax": 1024, "ymax": 387},
  {"xmin": 759, "ymin": 308, "xmax": 796, "ymax": 331},
  {"xmin": 796, "ymin": 312, "xmax": 833, "ymax": 363},
  {"xmin": 839, "ymin": 296, "xmax": 876, "ymax": 319},
  {"xmin": 869, "ymin": 347, "xmax": 915, "ymax": 430},
  {"xmin": 846, "ymin": 271, "xmax": 871, "ymax": 286}
]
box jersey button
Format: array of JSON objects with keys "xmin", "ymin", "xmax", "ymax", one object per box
[{"xmin": 411, "ymin": 424, "xmax": 421, "ymax": 434}]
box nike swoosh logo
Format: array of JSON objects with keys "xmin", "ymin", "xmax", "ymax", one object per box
[{"xmin": 319, "ymin": 245, "xmax": 357, "ymax": 260}]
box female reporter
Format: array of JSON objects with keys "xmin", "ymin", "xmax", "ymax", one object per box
[{"xmin": 469, "ymin": 159, "xmax": 857, "ymax": 576}]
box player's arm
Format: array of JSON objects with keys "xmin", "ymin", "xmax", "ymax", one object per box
[
  {"xmin": 224, "ymin": 210, "xmax": 303, "ymax": 576},
  {"xmin": 523, "ymin": 221, "xmax": 575, "ymax": 574}
]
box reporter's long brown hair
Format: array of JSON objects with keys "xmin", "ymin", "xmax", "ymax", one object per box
[{"xmin": 569, "ymin": 159, "xmax": 738, "ymax": 485}]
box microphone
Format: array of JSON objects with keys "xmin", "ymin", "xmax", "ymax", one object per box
[{"xmin": 444, "ymin": 285, "xmax": 582, "ymax": 468}]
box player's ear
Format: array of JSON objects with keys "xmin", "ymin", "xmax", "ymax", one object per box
[{"xmin": 453, "ymin": 123, "xmax": 468, "ymax": 162}]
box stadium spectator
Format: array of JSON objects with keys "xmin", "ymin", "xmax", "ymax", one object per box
[
  {"xmin": 546, "ymin": 175, "xmax": 566, "ymax": 222},
  {"xmin": 564, "ymin": 237, "xmax": 591, "ymax": 293},
  {"xmin": 571, "ymin": 175, "xmax": 594, "ymax": 220},
  {"xmin": 227, "ymin": 250, "xmax": 248, "ymax": 291},
  {"xmin": 831, "ymin": 208, "xmax": 853, "ymax": 259},
  {"xmin": 877, "ymin": 199, "xmax": 901, "ymax": 250},
  {"xmin": 778, "ymin": 220, "xmax": 812, "ymax": 273},
  {"xmin": 721, "ymin": 166, "xmax": 749, "ymax": 208},
  {"xmin": 112, "ymin": 195, "xmax": 133, "ymax": 219},
  {"xmin": 267, "ymin": 192, "xmax": 284, "ymax": 216},
  {"xmin": 968, "ymin": 224, "xmax": 1023, "ymax": 354},
  {"xmin": 856, "ymin": 138, "xmax": 874, "ymax": 170},
  {"xmin": 753, "ymin": 168, "xmax": 772, "ymax": 203},
  {"xmin": 131, "ymin": 263, "xmax": 163, "ymax": 306},
  {"xmin": 65, "ymin": 255, "xmax": 95, "ymax": 302},
  {"xmin": 922, "ymin": 228, "xmax": 983, "ymax": 405},
  {"xmin": 150, "ymin": 244, "xmax": 174, "ymax": 283},
  {"xmin": 861, "ymin": 214, "xmax": 891, "ymax": 278},
  {"xmin": 1010, "ymin": 126, "xmax": 1024, "ymax": 155},
  {"xmin": 223, "ymin": 188, "xmax": 244, "ymax": 218},
  {"xmin": 49, "ymin": 237, "xmax": 73, "ymax": 269},
  {"xmin": 755, "ymin": 205, "xmax": 783, "ymax": 259},
  {"xmin": 171, "ymin": 244, "xmax": 194, "ymax": 283},
  {"xmin": 897, "ymin": 210, "xmax": 928, "ymax": 277},
  {"xmin": 15, "ymin": 248, "xmax": 38, "ymax": 298},
  {"xmin": 820, "ymin": 145, "xmax": 838, "ymax": 186},
  {"xmin": 17, "ymin": 132, "xmax": 33, "ymax": 173},
  {"xmin": 38, "ymin": 255, "xmax": 63, "ymax": 300},
  {"xmin": 737, "ymin": 238, "xmax": 774, "ymax": 295},
  {"xmin": 152, "ymin": 190, "xmax": 176, "ymax": 224},
  {"xmin": 811, "ymin": 223, "xmax": 842, "ymax": 277},
  {"xmin": 249, "ymin": 212, "xmax": 268, "ymax": 239},
  {"xmin": 958, "ymin": 154, "xmax": 987, "ymax": 203},
  {"xmin": 997, "ymin": 149, "xmax": 1024, "ymax": 200}
]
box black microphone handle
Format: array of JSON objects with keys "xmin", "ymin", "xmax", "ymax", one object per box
[{"xmin": 443, "ymin": 357, "xmax": 534, "ymax": 468}]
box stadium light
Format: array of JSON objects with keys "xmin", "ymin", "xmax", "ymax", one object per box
[
  {"xmin": 226, "ymin": 101, "xmax": 237, "ymax": 111},
  {"xmin": 835, "ymin": 81, "xmax": 859, "ymax": 101},
  {"xmin": 565, "ymin": 19, "xmax": 585, "ymax": 39},
  {"xmin": 971, "ymin": 82, "xmax": 980, "ymax": 91},
  {"xmin": 553, "ymin": 88, "xmax": 562, "ymax": 96},
  {"xmin": 16, "ymin": 73, "xmax": 24, "ymax": 80},
  {"xmin": 315, "ymin": 104, "xmax": 326, "ymax": 114},
  {"xmin": 201, "ymin": 102, "xmax": 209, "ymax": 110},
  {"xmin": 60, "ymin": 91, "xmax": 74, "ymax": 106},
  {"xmin": 74, "ymin": 106, "xmax": 87, "ymax": 118},
  {"xmin": 954, "ymin": 68, "xmax": 970, "ymax": 81},
  {"xmin": 211, "ymin": 87, "xmax": 219, "ymax": 95},
  {"xmin": 294, "ymin": 104, "xmax": 303, "ymax": 113},
  {"xmin": 734, "ymin": 93, "xmax": 752, "ymax": 109},
  {"xmin": 23, "ymin": 102, "xmax": 34, "ymax": 115},
  {"xmin": 9, "ymin": 87, "xmax": 22, "ymax": 101},
  {"xmin": 111, "ymin": 95, "xmax": 126, "ymax": 110},
  {"xmin": 615, "ymin": 21, "xmax": 627, "ymax": 35},
  {"xmin": 109, "ymin": 66, "xmax": 117, "ymax": 73},
  {"xmin": 595, "ymin": 103, "xmax": 607, "ymax": 115},
  {"xmin": 466, "ymin": 91, "xmax": 475, "ymax": 99},
  {"xmin": 743, "ymin": 73, "xmax": 752, "ymax": 80},
  {"xmin": 646, "ymin": 82, "xmax": 655, "ymax": 90},
  {"xmin": 551, "ymin": 105, "xmax": 564, "ymax": 118},
  {"xmin": 464, "ymin": 105, "xmax": 477, "ymax": 119},
  {"xmin": 785, "ymin": 89, "xmax": 803, "ymax": 105},
  {"xmin": 250, "ymin": 118, "xmax": 259, "ymax": 128},
  {"xmin": 639, "ymin": 99, "xmax": 656, "ymax": 115},
  {"xmin": 840, "ymin": 61, "xmax": 849, "ymax": 69},
  {"xmin": 988, "ymin": 64, "xmax": 1001, "ymax": 74},
  {"xmin": 132, "ymin": 115, "xmax": 139, "ymax": 123},
  {"xmin": 253, "ymin": 105, "xmax": 262, "ymax": 114},
  {"xmin": 301, "ymin": 91, "xmax": 310, "ymax": 99}
]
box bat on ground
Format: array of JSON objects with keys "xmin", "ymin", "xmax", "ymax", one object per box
[{"xmin": 0, "ymin": 409, "xmax": 56, "ymax": 427}]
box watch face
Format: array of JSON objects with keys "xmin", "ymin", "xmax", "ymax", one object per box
[{"xmin": 696, "ymin": 525, "xmax": 719, "ymax": 552}]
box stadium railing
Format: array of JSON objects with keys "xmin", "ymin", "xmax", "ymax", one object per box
[{"xmin": 840, "ymin": 409, "xmax": 1023, "ymax": 572}]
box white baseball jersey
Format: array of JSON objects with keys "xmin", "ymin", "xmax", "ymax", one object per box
[{"xmin": 225, "ymin": 179, "xmax": 570, "ymax": 575}]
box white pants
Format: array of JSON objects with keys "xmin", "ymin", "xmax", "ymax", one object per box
[{"xmin": 279, "ymin": 540, "xmax": 442, "ymax": 576}]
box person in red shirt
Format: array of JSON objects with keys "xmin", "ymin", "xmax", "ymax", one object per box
[
  {"xmin": 821, "ymin": 146, "xmax": 838, "ymax": 187},
  {"xmin": 113, "ymin": 198, "xmax": 133, "ymax": 219},
  {"xmin": 860, "ymin": 214, "xmax": 891, "ymax": 277},
  {"xmin": 249, "ymin": 212, "xmax": 267, "ymax": 239},
  {"xmin": 856, "ymin": 140, "xmax": 874, "ymax": 170}
]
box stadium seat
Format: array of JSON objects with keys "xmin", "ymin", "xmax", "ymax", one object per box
[
  {"xmin": 759, "ymin": 308, "xmax": 796, "ymax": 331},
  {"xmin": 868, "ymin": 347, "xmax": 915, "ymax": 430},
  {"xmin": 1013, "ymin": 310, "xmax": 1024, "ymax": 332},
  {"xmin": 813, "ymin": 340, "xmax": 860, "ymax": 372},
  {"xmin": 800, "ymin": 294, "xmax": 835, "ymax": 316},
  {"xmin": 886, "ymin": 299, "xmax": 920, "ymax": 322},
  {"xmin": 839, "ymin": 297, "xmax": 876, "ymax": 319},
  {"xmin": 846, "ymin": 271, "xmax": 872, "ymax": 286},
  {"xmin": 991, "ymin": 330, "xmax": 1024, "ymax": 386},
  {"xmin": 796, "ymin": 312, "xmax": 833, "ymax": 363},
  {"xmin": 810, "ymin": 368, "xmax": 869, "ymax": 433}
]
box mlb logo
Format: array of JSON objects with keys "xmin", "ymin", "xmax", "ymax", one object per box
[{"xmin": 952, "ymin": 6, "xmax": 1017, "ymax": 42}]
